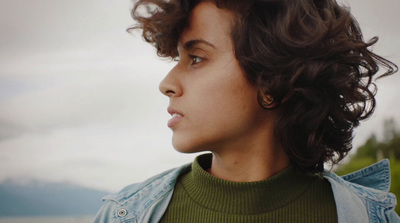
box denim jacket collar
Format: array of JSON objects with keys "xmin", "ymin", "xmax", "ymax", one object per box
[
  {"xmin": 322, "ymin": 159, "xmax": 398, "ymax": 223},
  {"xmin": 96, "ymin": 159, "xmax": 399, "ymax": 223},
  {"xmin": 100, "ymin": 164, "xmax": 191, "ymax": 222}
]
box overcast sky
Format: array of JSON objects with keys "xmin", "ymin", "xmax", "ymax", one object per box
[{"xmin": 0, "ymin": 0, "xmax": 399, "ymax": 192}]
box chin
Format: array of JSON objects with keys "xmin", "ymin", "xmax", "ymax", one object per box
[{"xmin": 172, "ymin": 137, "xmax": 208, "ymax": 154}]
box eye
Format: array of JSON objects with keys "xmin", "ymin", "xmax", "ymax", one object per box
[{"xmin": 189, "ymin": 55, "xmax": 204, "ymax": 65}]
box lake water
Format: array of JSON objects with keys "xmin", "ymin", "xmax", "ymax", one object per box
[{"xmin": 0, "ymin": 216, "xmax": 94, "ymax": 223}]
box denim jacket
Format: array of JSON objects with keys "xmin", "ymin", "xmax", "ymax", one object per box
[{"xmin": 94, "ymin": 159, "xmax": 399, "ymax": 223}]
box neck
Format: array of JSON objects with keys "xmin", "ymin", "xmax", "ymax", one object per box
[
  {"xmin": 209, "ymin": 142, "xmax": 290, "ymax": 182},
  {"xmin": 206, "ymin": 109, "xmax": 290, "ymax": 182}
]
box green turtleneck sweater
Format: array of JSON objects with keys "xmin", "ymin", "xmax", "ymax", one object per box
[{"xmin": 160, "ymin": 154, "xmax": 337, "ymax": 223}]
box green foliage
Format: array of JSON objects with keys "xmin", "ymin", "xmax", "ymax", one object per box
[
  {"xmin": 334, "ymin": 157, "xmax": 375, "ymax": 176},
  {"xmin": 335, "ymin": 119, "xmax": 400, "ymax": 214},
  {"xmin": 352, "ymin": 134, "xmax": 378, "ymax": 162},
  {"xmin": 390, "ymin": 159, "xmax": 400, "ymax": 213}
]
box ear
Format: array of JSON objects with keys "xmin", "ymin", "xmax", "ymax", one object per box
[{"xmin": 257, "ymin": 91, "xmax": 276, "ymax": 109}]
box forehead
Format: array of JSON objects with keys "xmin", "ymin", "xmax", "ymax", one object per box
[{"xmin": 178, "ymin": 1, "xmax": 235, "ymax": 50}]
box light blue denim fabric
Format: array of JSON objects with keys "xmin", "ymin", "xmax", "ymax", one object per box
[
  {"xmin": 94, "ymin": 159, "xmax": 399, "ymax": 223},
  {"xmin": 323, "ymin": 159, "xmax": 399, "ymax": 223}
]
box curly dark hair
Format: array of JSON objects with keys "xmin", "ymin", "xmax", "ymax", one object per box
[{"xmin": 130, "ymin": 0, "xmax": 397, "ymax": 173}]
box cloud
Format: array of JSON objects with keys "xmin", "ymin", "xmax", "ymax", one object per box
[
  {"xmin": 0, "ymin": 122, "xmax": 198, "ymax": 191},
  {"xmin": 0, "ymin": 73, "xmax": 162, "ymax": 136},
  {"xmin": 0, "ymin": 0, "xmax": 188, "ymax": 192}
]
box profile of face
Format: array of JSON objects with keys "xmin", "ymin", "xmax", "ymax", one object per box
[{"xmin": 159, "ymin": 1, "xmax": 274, "ymax": 154}]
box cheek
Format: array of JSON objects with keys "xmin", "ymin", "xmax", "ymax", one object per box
[
  {"xmin": 193, "ymin": 64, "xmax": 260, "ymax": 119},
  {"xmin": 195, "ymin": 75, "xmax": 261, "ymax": 131}
]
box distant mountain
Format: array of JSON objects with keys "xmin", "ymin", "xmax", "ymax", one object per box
[{"xmin": 0, "ymin": 181, "xmax": 110, "ymax": 216}]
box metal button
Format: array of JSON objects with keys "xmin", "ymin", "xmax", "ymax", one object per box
[
  {"xmin": 376, "ymin": 194, "xmax": 387, "ymax": 201},
  {"xmin": 118, "ymin": 209, "xmax": 127, "ymax": 217}
]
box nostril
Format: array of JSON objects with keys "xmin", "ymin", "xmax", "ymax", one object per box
[{"xmin": 166, "ymin": 90, "xmax": 175, "ymax": 94}]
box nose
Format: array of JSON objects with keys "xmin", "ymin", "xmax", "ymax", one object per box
[{"xmin": 159, "ymin": 65, "xmax": 183, "ymax": 97}]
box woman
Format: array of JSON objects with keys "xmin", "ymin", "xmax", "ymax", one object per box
[{"xmin": 95, "ymin": 0, "xmax": 399, "ymax": 222}]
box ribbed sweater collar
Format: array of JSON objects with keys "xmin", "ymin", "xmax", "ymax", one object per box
[{"xmin": 180, "ymin": 153, "xmax": 314, "ymax": 215}]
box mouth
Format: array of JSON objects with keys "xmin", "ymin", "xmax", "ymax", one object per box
[
  {"xmin": 168, "ymin": 113, "xmax": 184, "ymax": 128},
  {"xmin": 167, "ymin": 107, "xmax": 184, "ymax": 128},
  {"xmin": 171, "ymin": 113, "xmax": 183, "ymax": 118}
]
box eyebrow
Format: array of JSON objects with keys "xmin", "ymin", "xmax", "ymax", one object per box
[{"xmin": 183, "ymin": 39, "xmax": 216, "ymax": 51}]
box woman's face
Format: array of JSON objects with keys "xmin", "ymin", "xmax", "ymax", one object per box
[{"xmin": 159, "ymin": 1, "xmax": 274, "ymax": 154}]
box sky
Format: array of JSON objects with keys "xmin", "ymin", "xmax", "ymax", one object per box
[{"xmin": 0, "ymin": 0, "xmax": 399, "ymax": 192}]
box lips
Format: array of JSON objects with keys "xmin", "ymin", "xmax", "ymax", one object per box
[{"xmin": 167, "ymin": 107, "xmax": 184, "ymax": 128}]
